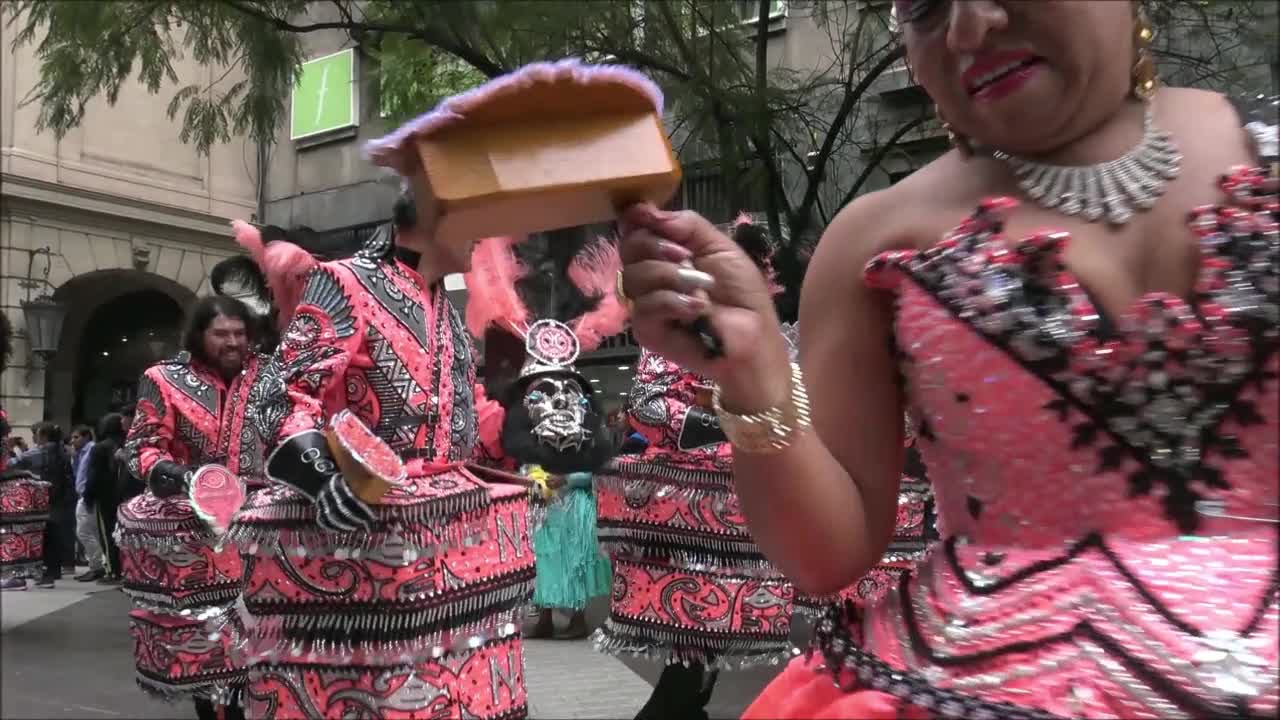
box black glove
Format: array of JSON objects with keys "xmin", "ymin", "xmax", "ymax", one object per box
[
  {"xmin": 149, "ymin": 461, "xmax": 192, "ymax": 499},
  {"xmin": 677, "ymin": 407, "xmax": 728, "ymax": 451},
  {"xmin": 267, "ymin": 430, "xmax": 375, "ymax": 534}
]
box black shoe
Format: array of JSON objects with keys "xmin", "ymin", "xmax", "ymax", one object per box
[
  {"xmin": 76, "ymin": 569, "xmax": 106, "ymax": 582},
  {"xmin": 35, "ymin": 576, "xmax": 55, "ymax": 588},
  {"xmin": 635, "ymin": 663, "xmax": 706, "ymax": 720}
]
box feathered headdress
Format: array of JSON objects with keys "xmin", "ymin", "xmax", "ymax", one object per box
[
  {"xmin": 211, "ymin": 221, "xmax": 375, "ymax": 332},
  {"xmin": 464, "ymin": 226, "xmax": 627, "ymax": 391}
]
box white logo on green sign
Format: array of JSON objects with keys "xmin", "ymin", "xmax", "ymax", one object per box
[{"xmin": 291, "ymin": 49, "xmax": 357, "ymax": 140}]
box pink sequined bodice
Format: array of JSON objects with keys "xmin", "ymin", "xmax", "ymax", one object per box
[{"xmin": 812, "ymin": 167, "xmax": 1278, "ymax": 719}]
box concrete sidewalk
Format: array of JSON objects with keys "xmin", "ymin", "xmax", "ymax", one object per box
[{"xmin": 0, "ymin": 589, "xmax": 777, "ymax": 719}]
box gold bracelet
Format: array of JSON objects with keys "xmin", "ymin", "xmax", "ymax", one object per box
[{"xmin": 712, "ymin": 362, "xmax": 811, "ymax": 454}]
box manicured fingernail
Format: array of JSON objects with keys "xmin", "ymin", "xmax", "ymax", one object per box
[
  {"xmin": 676, "ymin": 267, "xmax": 715, "ymax": 292},
  {"xmin": 677, "ymin": 294, "xmax": 709, "ymax": 312},
  {"xmin": 659, "ymin": 241, "xmax": 692, "ymax": 261}
]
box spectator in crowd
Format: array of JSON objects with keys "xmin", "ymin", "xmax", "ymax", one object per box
[
  {"xmin": 5, "ymin": 436, "xmax": 26, "ymax": 465},
  {"xmin": 15, "ymin": 422, "xmax": 76, "ymax": 588},
  {"xmin": 113, "ymin": 403, "xmax": 145, "ymax": 504},
  {"xmin": 70, "ymin": 425, "xmax": 105, "ymax": 582},
  {"xmin": 86, "ymin": 413, "xmax": 129, "ymax": 584}
]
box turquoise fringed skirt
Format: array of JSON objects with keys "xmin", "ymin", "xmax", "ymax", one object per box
[{"xmin": 532, "ymin": 488, "xmax": 612, "ymax": 610}]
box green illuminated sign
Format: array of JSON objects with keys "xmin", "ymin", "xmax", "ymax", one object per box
[{"xmin": 291, "ymin": 49, "xmax": 358, "ymax": 140}]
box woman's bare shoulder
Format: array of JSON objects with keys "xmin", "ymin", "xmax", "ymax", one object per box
[{"xmin": 815, "ymin": 152, "xmax": 971, "ymax": 276}]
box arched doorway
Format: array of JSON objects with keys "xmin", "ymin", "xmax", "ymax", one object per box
[
  {"xmin": 71, "ymin": 290, "xmax": 184, "ymax": 424},
  {"xmin": 46, "ymin": 270, "xmax": 195, "ymax": 428}
]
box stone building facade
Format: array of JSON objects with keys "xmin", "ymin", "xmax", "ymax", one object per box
[{"xmin": 1, "ymin": 20, "xmax": 259, "ymax": 436}]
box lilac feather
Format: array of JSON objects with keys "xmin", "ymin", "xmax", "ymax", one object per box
[{"xmin": 364, "ymin": 58, "xmax": 665, "ymax": 176}]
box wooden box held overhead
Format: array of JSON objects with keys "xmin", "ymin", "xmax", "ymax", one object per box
[{"xmin": 405, "ymin": 75, "xmax": 682, "ymax": 247}]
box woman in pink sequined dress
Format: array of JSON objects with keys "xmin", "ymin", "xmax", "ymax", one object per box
[{"xmin": 615, "ymin": 1, "xmax": 1278, "ymax": 717}]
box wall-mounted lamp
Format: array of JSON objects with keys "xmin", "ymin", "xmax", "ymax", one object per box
[{"xmin": 16, "ymin": 247, "xmax": 67, "ymax": 375}]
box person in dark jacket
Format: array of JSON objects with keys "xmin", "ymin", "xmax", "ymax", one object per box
[
  {"xmin": 83, "ymin": 413, "xmax": 128, "ymax": 584},
  {"xmin": 16, "ymin": 422, "xmax": 75, "ymax": 587}
]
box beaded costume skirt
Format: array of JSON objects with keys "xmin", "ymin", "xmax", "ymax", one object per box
[
  {"xmin": 593, "ymin": 453, "xmax": 794, "ymax": 669},
  {"xmin": 117, "ymin": 491, "xmax": 246, "ymax": 700},
  {"xmin": 0, "ymin": 475, "xmax": 50, "ymax": 578},
  {"xmin": 227, "ymin": 468, "xmax": 535, "ymax": 719}
]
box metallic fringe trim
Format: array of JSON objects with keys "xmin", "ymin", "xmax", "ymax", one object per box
[
  {"xmin": 227, "ymin": 512, "xmax": 491, "ymax": 562},
  {"xmin": 246, "ymin": 576, "xmax": 535, "ymax": 641},
  {"xmin": 598, "ymin": 527, "xmax": 766, "ymax": 565},
  {"xmin": 134, "ymin": 671, "xmax": 243, "ymax": 703},
  {"xmin": 612, "ymin": 544, "xmax": 783, "ymax": 578},
  {"xmin": 231, "ymin": 607, "xmax": 528, "ymax": 666},
  {"xmin": 0, "ymin": 560, "xmax": 44, "ymax": 579},
  {"xmin": 237, "ymin": 485, "xmax": 492, "ymax": 529},
  {"xmin": 117, "ymin": 513, "xmax": 210, "ymax": 536},
  {"xmin": 114, "ymin": 526, "xmax": 218, "ymax": 552},
  {"xmin": 597, "ymin": 464, "xmax": 734, "ymax": 495},
  {"xmin": 591, "ymin": 621, "xmax": 792, "ymax": 670},
  {"xmin": 124, "ymin": 589, "xmax": 241, "ymax": 615},
  {"xmin": 0, "ymin": 514, "xmax": 50, "ymax": 525}
]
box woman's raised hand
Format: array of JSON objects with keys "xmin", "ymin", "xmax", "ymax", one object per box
[{"xmin": 618, "ymin": 203, "xmax": 792, "ymax": 412}]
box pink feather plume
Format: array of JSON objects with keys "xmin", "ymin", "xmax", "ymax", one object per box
[
  {"xmin": 230, "ymin": 220, "xmax": 319, "ymax": 330},
  {"xmin": 568, "ymin": 238, "xmax": 629, "ymax": 352},
  {"xmin": 463, "ymin": 236, "xmax": 529, "ymax": 339}
]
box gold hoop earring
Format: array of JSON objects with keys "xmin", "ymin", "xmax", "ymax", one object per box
[
  {"xmin": 937, "ymin": 105, "xmax": 973, "ymax": 157},
  {"xmin": 1131, "ymin": 11, "xmax": 1158, "ymax": 101}
]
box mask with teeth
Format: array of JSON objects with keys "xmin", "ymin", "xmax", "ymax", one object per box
[{"xmin": 523, "ymin": 376, "xmax": 592, "ymax": 452}]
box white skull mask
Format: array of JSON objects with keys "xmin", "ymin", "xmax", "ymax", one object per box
[{"xmin": 523, "ymin": 376, "xmax": 592, "ymax": 452}]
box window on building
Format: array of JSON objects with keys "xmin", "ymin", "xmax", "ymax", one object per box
[{"xmin": 731, "ymin": 0, "xmax": 788, "ymax": 24}]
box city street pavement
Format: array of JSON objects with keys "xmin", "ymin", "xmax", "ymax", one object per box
[{"xmin": 2, "ymin": 581, "xmax": 787, "ymax": 719}]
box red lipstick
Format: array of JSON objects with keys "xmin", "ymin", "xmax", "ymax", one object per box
[{"xmin": 963, "ymin": 49, "xmax": 1042, "ymax": 102}]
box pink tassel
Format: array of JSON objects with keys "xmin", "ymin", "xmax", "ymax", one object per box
[
  {"xmin": 464, "ymin": 236, "xmax": 529, "ymax": 338},
  {"xmin": 733, "ymin": 211, "xmax": 755, "ymax": 228},
  {"xmin": 568, "ymin": 238, "xmax": 629, "ymax": 352},
  {"xmin": 230, "ymin": 220, "xmax": 318, "ymax": 330}
]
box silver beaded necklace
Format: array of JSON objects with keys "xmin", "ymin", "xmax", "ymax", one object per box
[{"xmin": 989, "ymin": 104, "xmax": 1182, "ymax": 226}]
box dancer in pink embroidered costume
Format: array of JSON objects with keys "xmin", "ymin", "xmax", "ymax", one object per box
[
  {"xmin": 594, "ymin": 217, "xmax": 796, "ymax": 720},
  {"xmin": 615, "ymin": 2, "xmax": 1280, "ymax": 717},
  {"xmin": 0, "ymin": 312, "xmax": 51, "ymax": 591},
  {"xmin": 117, "ymin": 295, "xmax": 265, "ymax": 719},
  {"xmin": 226, "ymin": 195, "xmax": 533, "ymax": 719},
  {"xmin": 464, "ymin": 228, "xmax": 626, "ymax": 640}
]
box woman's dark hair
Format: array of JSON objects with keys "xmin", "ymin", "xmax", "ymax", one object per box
[
  {"xmin": 182, "ymin": 295, "xmax": 257, "ymax": 361},
  {"xmin": 96, "ymin": 413, "xmax": 127, "ymax": 445},
  {"xmin": 35, "ymin": 421, "xmax": 63, "ymax": 445},
  {"xmin": 72, "ymin": 424, "xmax": 94, "ymax": 441},
  {"xmin": 733, "ymin": 220, "xmax": 775, "ymax": 273}
]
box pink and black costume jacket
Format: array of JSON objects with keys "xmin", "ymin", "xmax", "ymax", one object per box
[
  {"xmin": 0, "ymin": 407, "xmax": 51, "ymax": 580},
  {"xmin": 117, "ymin": 351, "xmax": 265, "ymax": 701},
  {"xmin": 593, "ymin": 349, "xmax": 795, "ymax": 669},
  {"xmin": 228, "ymin": 247, "xmax": 533, "ymax": 720}
]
